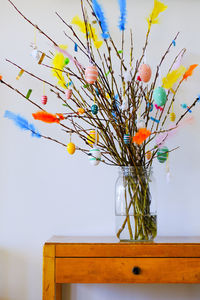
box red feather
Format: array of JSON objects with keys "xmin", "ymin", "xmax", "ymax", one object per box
[{"xmin": 32, "ymin": 111, "xmax": 64, "ymax": 123}]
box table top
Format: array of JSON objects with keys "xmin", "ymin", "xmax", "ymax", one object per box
[{"xmin": 46, "ymin": 236, "xmax": 200, "ymax": 245}]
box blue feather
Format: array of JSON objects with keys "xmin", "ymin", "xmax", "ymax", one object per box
[
  {"xmin": 4, "ymin": 110, "xmax": 41, "ymax": 138},
  {"xmin": 92, "ymin": 0, "xmax": 109, "ymax": 39},
  {"xmin": 118, "ymin": 0, "xmax": 127, "ymax": 31}
]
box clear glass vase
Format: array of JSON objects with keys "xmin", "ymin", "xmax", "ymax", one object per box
[{"xmin": 115, "ymin": 166, "xmax": 157, "ymax": 242}]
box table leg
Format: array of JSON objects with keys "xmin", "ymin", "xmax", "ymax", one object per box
[
  {"xmin": 43, "ymin": 244, "xmax": 56, "ymax": 300},
  {"xmin": 56, "ymin": 283, "xmax": 62, "ymax": 300}
]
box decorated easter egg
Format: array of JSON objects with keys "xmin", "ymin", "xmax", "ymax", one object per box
[
  {"xmin": 153, "ymin": 87, "xmax": 167, "ymax": 106},
  {"xmin": 146, "ymin": 151, "xmax": 152, "ymax": 160},
  {"xmin": 85, "ymin": 65, "xmax": 98, "ymax": 84},
  {"xmin": 31, "ymin": 48, "xmax": 40, "ymax": 61},
  {"xmin": 87, "ymin": 130, "xmax": 99, "ymax": 145},
  {"xmin": 157, "ymin": 146, "xmax": 169, "ymax": 163},
  {"xmin": 137, "ymin": 119, "xmax": 145, "ymax": 129},
  {"xmin": 65, "ymin": 89, "xmax": 72, "ymax": 100},
  {"xmin": 78, "ymin": 108, "xmax": 85, "ymax": 115},
  {"xmin": 147, "ymin": 102, "xmax": 153, "ymax": 112},
  {"xmin": 138, "ymin": 64, "xmax": 152, "ymax": 83},
  {"xmin": 89, "ymin": 147, "xmax": 101, "ymax": 166},
  {"xmin": 67, "ymin": 142, "xmax": 76, "ymax": 155},
  {"xmin": 123, "ymin": 134, "xmax": 130, "ymax": 145},
  {"xmin": 91, "ymin": 104, "xmax": 98, "ymax": 115},
  {"xmin": 170, "ymin": 112, "xmax": 176, "ymax": 122},
  {"xmin": 41, "ymin": 95, "xmax": 47, "ymax": 105}
]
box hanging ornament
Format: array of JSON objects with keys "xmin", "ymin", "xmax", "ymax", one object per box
[
  {"xmin": 153, "ymin": 87, "xmax": 167, "ymax": 106},
  {"xmin": 147, "ymin": 102, "xmax": 153, "ymax": 112},
  {"xmin": 87, "ymin": 130, "xmax": 99, "ymax": 145},
  {"xmin": 16, "ymin": 69, "xmax": 24, "ymax": 80},
  {"xmin": 85, "ymin": 65, "xmax": 98, "ymax": 84},
  {"xmin": 77, "ymin": 108, "xmax": 85, "ymax": 115},
  {"xmin": 26, "ymin": 89, "xmax": 32, "ymax": 99},
  {"xmin": 65, "ymin": 73, "xmax": 72, "ymax": 100},
  {"xmin": 41, "ymin": 82, "xmax": 48, "ymax": 105},
  {"xmin": 157, "ymin": 146, "xmax": 169, "ymax": 163},
  {"xmin": 67, "ymin": 133, "xmax": 76, "ymax": 155},
  {"xmin": 91, "ymin": 104, "xmax": 98, "ymax": 115},
  {"xmin": 137, "ymin": 119, "xmax": 146, "ymax": 129},
  {"xmin": 67, "ymin": 142, "xmax": 76, "ymax": 155},
  {"xmin": 31, "ymin": 46, "xmax": 40, "ymax": 61},
  {"xmin": 31, "ymin": 28, "xmax": 40, "ymax": 61},
  {"xmin": 123, "ymin": 134, "xmax": 130, "ymax": 145},
  {"xmin": 138, "ymin": 64, "xmax": 152, "ymax": 83},
  {"xmin": 170, "ymin": 112, "xmax": 176, "ymax": 121},
  {"xmin": 89, "ymin": 147, "xmax": 101, "ymax": 166},
  {"xmin": 146, "ymin": 150, "xmax": 152, "ymax": 160}
]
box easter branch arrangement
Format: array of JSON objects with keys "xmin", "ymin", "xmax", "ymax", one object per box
[{"xmin": 1, "ymin": 0, "xmax": 199, "ymax": 241}]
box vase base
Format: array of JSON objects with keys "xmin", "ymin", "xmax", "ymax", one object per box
[{"xmin": 119, "ymin": 238, "xmax": 155, "ymax": 243}]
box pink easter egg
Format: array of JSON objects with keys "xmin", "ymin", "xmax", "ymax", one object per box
[
  {"xmin": 138, "ymin": 64, "xmax": 152, "ymax": 83},
  {"xmin": 41, "ymin": 95, "xmax": 47, "ymax": 105},
  {"xmin": 65, "ymin": 89, "xmax": 72, "ymax": 100},
  {"xmin": 85, "ymin": 65, "xmax": 98, "ymax": 84}
]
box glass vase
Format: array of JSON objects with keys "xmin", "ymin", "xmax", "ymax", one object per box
[{"xmin": 115, "ymin": 166, "xmax": 157, "ymax": 242}]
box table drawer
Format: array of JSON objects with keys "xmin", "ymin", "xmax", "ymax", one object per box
[{"xmin": 56, "ymin": 257, "xmax": 200, "ymax": 283}]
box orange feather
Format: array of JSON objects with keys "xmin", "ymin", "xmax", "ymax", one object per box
[
  {"xmin": 132, "ymin": 128, "xmax": 151, "ymax": 145},
  {"xmin": 32, "ymin": 111, "xmax": 64, "ymax": 123},
  {"xmin": 182, "ymin": 64, "xmax": 198, "ymax": 82}
]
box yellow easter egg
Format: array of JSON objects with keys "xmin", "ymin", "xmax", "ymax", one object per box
[
  {"xmin": 67, "ymin": 142, "xmax": 76, "ymax": 155},
  {"xmin": 87, "ymin": 130, "xmax": 99, "ymax": 145},
  {"xmin": 170, "ymin": 112, "xmax": 176, "ymax": 122}
]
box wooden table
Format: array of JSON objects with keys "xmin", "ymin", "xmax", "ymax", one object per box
[{"xmin": 43, "ymin": 236, "xmax": 200, "ymax": 300}]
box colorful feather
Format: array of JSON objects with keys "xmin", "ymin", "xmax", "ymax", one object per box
[
  {"xmin": 118, "ymin": 0, "xmax": 127, "ymax": 31},
  {"xmin": 52, "ymin": 45, "xmax": 68, "ymax": 89},
  {"xmin": 162, "ymin": 65, "xmax": 186, "ymax": 89},
  {"xmin": 92, "ymin": 0, "xmax": 109, "ymax": 39},
  {"xmin": 132, "ymin": 128, "xmax": 151, "ymax": 145},
  {"xmin": 147, "ymin": 0, "xmax": 168, "ymax": 30},
  {"xmin": 4, "ymin": 110, "xmax": 41, "ymax": 138},
  {"xmin": 54, "ymin": 45, "xmax": 84, "ymax": 69},
  {"xmin": 181, "ymin": 64, "xmax": 198, "ymax": 82},
  {"xmin": 32, "ymin": 111, "xmax": 64, "ymax": 124},
  {"xmin": 71, "ymin": 15, "xmax": 103, "ymax": 49}
]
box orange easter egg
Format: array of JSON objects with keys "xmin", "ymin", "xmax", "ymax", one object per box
[
  {"xmin": 139, "ymin": 64, "xmax": 152, "ymax": 83},
  {"xmin": 146, "ymin": 151, "xmax": 152, "ymax": 160},
  {"xmin": 85, "ymin": 65, "xmax": 98, "ymax": 84},
  {"xmin": 78, "ymin": 108, "xmax": 85, "ymax": 115}
]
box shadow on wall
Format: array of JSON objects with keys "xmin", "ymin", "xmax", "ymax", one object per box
[
  {"xmin": 0, "ymin": 248, "xmax": 28, "ymax": 300},
  {"xmin": 62, "ymin": 283, "xmax": 200, "ymax": 300}
]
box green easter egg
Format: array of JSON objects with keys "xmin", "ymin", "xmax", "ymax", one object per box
[
  {"xmin": 153, "ymin": 87, "xmax": 167, "ymax": 106},
  {"xmin": 157, "ymin": 146, "xmax": 169, "ymax": 163}
]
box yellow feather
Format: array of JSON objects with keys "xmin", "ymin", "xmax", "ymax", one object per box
[
  {"xmin": 162, "ymin": 66, "xmax": 186, "ymax": 89},
  {"xmin": 147, "ymin": 0, "xmax": 168, "ymax": 30},
  {"xmin": 52, "ymin": 45, "xmax": 67, "ymax": 89},
  {"xmin": 71, "ymin": 15, "xmax": 103, "ymax": 49}
]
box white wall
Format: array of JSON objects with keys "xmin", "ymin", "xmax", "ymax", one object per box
[{"xmin": 0, "ymin": 0, "xmax": 200, "ymax": 299}]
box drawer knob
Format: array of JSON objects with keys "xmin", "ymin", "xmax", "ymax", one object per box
[{"xmin": 132, "ymin": 266, "xmax": 141, "ymax": 275}]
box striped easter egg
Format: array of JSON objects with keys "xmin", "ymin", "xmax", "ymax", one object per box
[
  {"xmin": 157, "ymin": 146, "xmax": 169, "ymax": 163},
  {"xmin": 65, "ymin": 89, "xmax": 72, "ymax": 100},
  {"xmin": 41, "ymin": 95, "xmax": 47, "ymax": 105},
  {"xmin": 87, "ymin": 130, "xmax": 99, "ymax": 145},
  {"xmin": 170, "ymin": 112, "xmax": 176, "ymax": 122},
  {"xmin": 146, "ymin": 151, "xmax": 152, "ymax": 160},
  {"xmin": 123, "ymin": 134, "xmax": 130, "ymax": 145},
  {"xmin": 85, "ymin": 65, "xmax": 98, "ymax": 84},
  {"xmin": 89, "ymin": 147, "xmax": 101, "ymax": 166}
]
